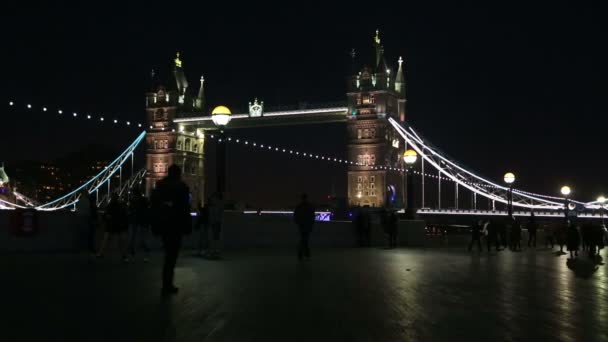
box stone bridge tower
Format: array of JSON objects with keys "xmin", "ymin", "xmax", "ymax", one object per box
[
  {"xmin": 346, "ymin": 30, "xmax": 406, "ymax": 208},
  {"xmin": 145, "ymin": 53, "xmax": 205, "ymax": 208}
]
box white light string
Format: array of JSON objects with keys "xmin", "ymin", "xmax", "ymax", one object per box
[
  {"xmin": 200, "ymin": 132, "xmax": 500, "ymax": 189},
  {"xmin": 7, "ymin": 100, "xmax": 143, "ymax": 129}
]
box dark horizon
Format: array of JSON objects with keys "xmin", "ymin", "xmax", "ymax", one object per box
[{"xmin": 1, "ymin": 2, "xmax": 606, "ymax": 206}]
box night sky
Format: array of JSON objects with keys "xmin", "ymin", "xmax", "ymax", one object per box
[{"xmin": 1, "ymin": 2, "xmax": 606, "ymax": 207}]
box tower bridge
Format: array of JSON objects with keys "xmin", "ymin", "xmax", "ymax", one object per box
[{"xmin": 2, "ymin": 30, "xmax": 605, "ymax": 220}]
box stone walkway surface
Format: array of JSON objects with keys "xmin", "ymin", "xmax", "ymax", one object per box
[{"xmin": 3, "ymin": 248, "xmax": 608, "ymax": 341}]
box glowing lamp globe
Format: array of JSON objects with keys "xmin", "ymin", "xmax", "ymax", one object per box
[
  {"xmin": 403, "ymin": 149, "xmax": 418, "ymax": 165},
  {"xmin": 598, "ymin": 196, "xmax": 606, "ymax": 204},
  {"xmin": 503, "ymin": 172, "xmax": 515, "ymax": 185},
  {"xmin": 560, "ymin": 186, "xmax": 571, "ymax": 196},
  {"xmin": 211, "ymin": 105, "xmax": 232, "ymax": 127},
  {"xmin": 568, "ymin": 202, "xmax": 576, "ymax": 211}
]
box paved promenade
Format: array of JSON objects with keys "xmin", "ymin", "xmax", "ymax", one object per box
[{"xmin": 3, "ymin": 248, "xmax": 608, "ymax": 341}]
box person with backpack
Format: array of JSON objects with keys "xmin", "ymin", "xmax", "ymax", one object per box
[{"xmin": 150, "ymin": 164, "xmax": 192, "ymax": 295}]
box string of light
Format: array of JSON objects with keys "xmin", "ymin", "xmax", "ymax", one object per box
[
  {"xmin": 6, "ymin": 100, "xmax": 143, "ymax": 129},
  {"xmin": 198, "ymin": 132, "xmax": 500, "ymax": 190}
]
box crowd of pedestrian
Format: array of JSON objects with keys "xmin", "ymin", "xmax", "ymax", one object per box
[{"xmin": 467, "ymin": 214, "xmax": 607, "ymax": 260}]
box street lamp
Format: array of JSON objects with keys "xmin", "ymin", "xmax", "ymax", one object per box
[
  {"xmin": 211, "ymin": 106, "xmax": 232, "ymax": 199},
  {"xmin": 561, "ymin": 185, "xmax": 571, "ymax": 220},
  {"xmin": 504, "ymin": 172, "xmax": 515, "ymax": 219},
  {"xmin": 598, "ymin": 195, "xmax": 606, "ymax": 227},
  {"xmin": 403, "ymin": 149, "xmax": 418, "ymax": 219}
]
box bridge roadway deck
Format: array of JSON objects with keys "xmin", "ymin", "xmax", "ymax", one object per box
[{"xmin": 4, "ymin": 248, "xmax": 608, "ymax": 341}]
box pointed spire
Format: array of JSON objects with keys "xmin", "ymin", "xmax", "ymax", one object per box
[
  {"xmin": 173, "ymin": 52, "xmax": 189, "ymax": 104},
  {"xmin": 195, "ymin": 75, "xmax": 205, "ymax": 110},
  {"xmin": 174, "ymin": 52, "xmax": 182, "ymax": 68},
  {"xmin": 374, "ymin": 29, "xmax": 383, "ymax": 67},
  {"xmin": 395, "ymin": 56, "xmax": 405, "ymax": 95}
]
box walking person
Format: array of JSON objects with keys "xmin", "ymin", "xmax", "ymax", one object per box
[
  {"xmin": 77, "ymin": 190, "xmax": 98, "ymax": 255},
  {"xmin": 207, "ymin": 193, "xmax": 224, "ymax": 259},
  {"xmin": 128, "ymin": 188, "xmax": 151, "ymax": 262},
  {"xmin": 96, "ymin": 193, "xmax": 129, "ymax": 261},
  {"xmin": 294, "ymin": 193, "xmax": 316, "ymax": 260},
  {"xmin": 151, "ymin": 164, "xmax": 192, "ymax": 295},
  {"xmin": 468, "ymin": 220, "xmax": 483, "ymax": 252},
  {"xmin": 566, "ymin": 220, "xmax": 580, "ymax": 259},
  {"xmin": 557, "ymin": 224, "xmax": 567, "ymax": 253},
  {"xmin": 527, "ymin": 212, "xmax": 538, "ymax": 248},
  {"xmin": 486, "ymin": 219, "xmax": 500, "ymax": 252},
  {"xmin": 544, "ymin": 225, "xmax": 555, "ymax": 249},
  {"xmin": 387, "ymin": 209, "xmax": 398, "ymax": 248},
  {"xmin": 195, "ymin": 199, "xmax": 210, "ymax": 257}
]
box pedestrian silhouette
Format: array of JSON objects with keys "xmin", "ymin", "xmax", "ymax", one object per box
[
  {"xmin": 76, "ymin": 190, "xmax": 98, "ymax": 255},
  {"xmin": 527, "ymin": 212, "xmax": 538, "ymax": 248},
  {"xmin": 128, "ymin": 188, "xmax": 151, "ymax": 262},
  {"xmin": 468, "ymin": 220, "xmax": 483, "ymax": 252},
  {"xmin": 195, "ymin": 198, "xmax": 210, "ymax": 257},
  {"xmin": 207, "ymin": 193, "xmax": 224, "ymax": 258},
  {"xmin": 97, "ymin": 193, "xmax": 129, "ymax": 261},
  {"xmin": 566, "ymin": 220, "xmax": 580, "ymax": 258},
  {"xmin": 151, "ymin": 164, "xmax": 192, "ymax": 295},
  {"xmin": 294, "ymin": 193, "xmax": 315, "ymax": 260}
]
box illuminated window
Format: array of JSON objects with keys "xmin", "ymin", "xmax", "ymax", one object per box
[
  {"xmin": 370, "ymin": 155, "xmax": 376, "ymax": 165},
  {"xmin": 185, "ymin": 139, "xmax": 191, "ymax": 151},
  {"xmin": 363, "ymin": 129, "xmax": 369, "ymax": 138},
  {"xmin": 164, "ymin": 140, "xmax": 169, "ymax": 149},
  {"xmin": 153, "ymin": 163, "xmax": 167, "ymax": 173},
  {"xmin": 153, "ymin": 141, "xmax": 158, "ymax": 149},
  {"xmin": 357, "ymin": 129, "xmax": 362, "ymax": 139}
]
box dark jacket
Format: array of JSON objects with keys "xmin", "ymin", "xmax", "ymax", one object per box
[
  {"xmin": 294, "ymin": 200, "xmax": 315, "ymax": 231},
  {"xmin": 150, "ymin": 177, "xmax": 192, "ymax": 236}
]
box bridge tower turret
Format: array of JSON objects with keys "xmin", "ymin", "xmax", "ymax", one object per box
[
  {"xmin": 346, "ymin": 30, "xmax": 406, "ymax": 208},
  {"xmin": 144, "ymin": 68, "xmax": 179, "ymax": 198},
  {"xmin": 144, "ymin": 53, "xmax": 206, "ymax": 208}
]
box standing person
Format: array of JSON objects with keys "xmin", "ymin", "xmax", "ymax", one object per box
[
  {"xmin": 207, "ymin": 193, "xmax": 224, "ymax": 259},
  {"xmin": 294, "ymin": 193, "xmax": 316, "ymax": 260},
  {"xmin": 196, "ymin": 199, "xmax": 210, "ymax": 257},
  {"xmin": 566, "ymin": 220, "xmax": 580, "ymax": 258},
  {"xmin": 387, "ymin": 210, "xmax": 398, "ymax": 248},
  {"xmin": 557, "ymin": 223, "xmax": 567, "ymax": 253},
  {"xmin": 362, "ymin": 207, "xmax": 372, "ymax": 247},
  {"xmin": 527, "ymin": 213, "xmax": 538, "ymax": 248},
  {"xmin": 512, "ymin": 219, "xmax": 522, "ymax": 251},
  {"xmin": 486, "ymin": 219, "xmax": 500, "ymax": 252},
  {"xmin": 76, "ymin": 191, "xmax": 98, "ymax": 255},
  {"xmin": 96, "ymin": 193, "xmax": 129, "ymax": 261},
  {"xmin": 468, "ymin": 220, "xmax": 483, "ymax": 252},
  {"xmin": 128, "ymin": 188, "xmax": 151, "ymax": 262},
  {"xmin": 544, "ymin": 224, "xmax": 555, "ymax": 249},
  {"xmin": 150, "ymin": 164, "xmax": 192, "ymax": 295}
]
